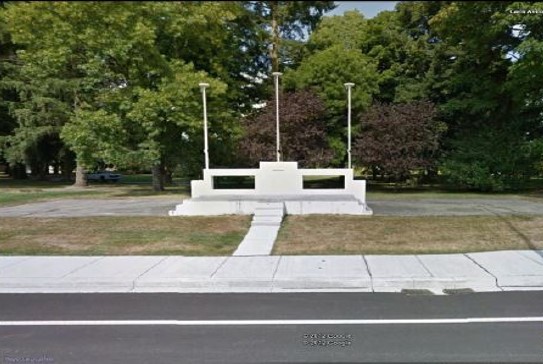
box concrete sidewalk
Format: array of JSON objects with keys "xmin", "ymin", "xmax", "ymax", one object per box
[{"xmin": 1, "ymin": 250, "xmax": 542, "ymax": 294}]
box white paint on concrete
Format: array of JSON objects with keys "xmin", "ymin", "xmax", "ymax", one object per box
[
  {"xmin": 170, "ymin": 195, "xmax": 372, "ymax": 216},
  {"xmin": 169, "ymin": 162, "xmax": 372, "ymax": 216},
  {"xmin": 1, "ymin": 317, "xmax": 542, "ymax": 326},
  {"xmin": 191, "ymin": 162, "xmax": 366, "ymax": 198}
]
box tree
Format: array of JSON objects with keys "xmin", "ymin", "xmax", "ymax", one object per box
[
  {"xmin": 284, "ymin": 46, "xmax": 378, "ymax": 116},
  {"xmin": 0, "ymin": 2, "xmax": 22, "ymax": 177},
  {"xmin": 2, "ymin": 2, "xmax": 248, "ymax": 188},
  {"xmin": 152, "ymin": 2, "xmax": 269, "ymax": 113},
  {"xmin": 126, "ymin": 62, "xmax": 231, "ymax": 191},
  {"xmin": 353, "ymin": 100, "xmax": 445, "ymax": 182},
  {"xmin": 283, "ymin": 46, "xmax": 379, "ymax": 164},
  {"xmin": 428, "ymin": 1, "xmax": 543, "ymax": 190},
  {"xmin": 307, "ymin": 10, "xmax": 368, "ymax": 52},
  {"xmin": 243, "ymin": 1, "xmax": 336, "ymax": 72},
  {"xmin": 238, "ymin": 89, "xmax": 333, "ymax": 167},
  {"xmin": 1, "ymin": 2, "xmax": 166, "ymax": 185}
]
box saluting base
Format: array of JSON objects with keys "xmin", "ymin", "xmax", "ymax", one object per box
[{"xmin": 168, "ymin": 162, "xmax": 372, "ymax": 216}]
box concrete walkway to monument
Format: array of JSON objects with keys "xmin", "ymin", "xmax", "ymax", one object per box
[
  {"xmin": 233, "ymin": 202, "xmax": 285, "ymax": 256},
  {"xmin": 1, "ymin": 250, "xmax": 542, "ymax": 294}
]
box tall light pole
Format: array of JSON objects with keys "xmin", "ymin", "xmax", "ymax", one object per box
[
  {"xmin": 272, "ymin": 72, "xmax": 282, "ymax": 162},
  {"xmin": 344, "ymin": 82, "xmax": 355, "ymax": 169},
  {"xmin": 199, "ymin": 82, "xmax": 210, "ymax": 170}
]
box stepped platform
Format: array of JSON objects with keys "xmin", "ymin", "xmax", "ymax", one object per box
[
  {"xmin": 169, "ymin": 194, "xmax": 372, "ymax": 216},
  {"xmin": 168, "ymin": 162, "xmax": 373, "ymax": 216}
]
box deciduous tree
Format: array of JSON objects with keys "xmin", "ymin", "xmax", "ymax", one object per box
[
  {"xmin": 353, "ymin": 100, "xmax": 445, "ymax": 181},
  {"xmin": 238, "ymin": 89, "xmax": 333, "ymax": 167}
]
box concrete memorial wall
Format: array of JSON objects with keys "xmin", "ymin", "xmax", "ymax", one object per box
[{"xmin": 169, "ymin": 162, "xmax": 372, "ymax": 216}]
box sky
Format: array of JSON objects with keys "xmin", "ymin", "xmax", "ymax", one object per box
[{"xmin": 326, "ymin": 1, "xmax": 398, "ymax": 18}]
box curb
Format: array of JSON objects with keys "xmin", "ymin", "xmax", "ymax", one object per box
[{"xmin": 0, "ymin": 277, "xmax": 508, "ymax": 294}]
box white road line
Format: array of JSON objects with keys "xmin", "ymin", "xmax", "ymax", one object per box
[{"xmin": 0, "ymin": 317, "xmax": 542, "ymax": 326}]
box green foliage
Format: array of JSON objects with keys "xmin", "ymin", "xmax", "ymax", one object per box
[
  {"xmin": 428, "ymin": 1, "xmax": 543, "ymax": 190},
  {"xmin": 2, "ymin": 0, "xmax": 542, "ymax": 192},
  {"xmin": 441, "ymin": 128, "xmax": 543, "ymax": 191},
  {"xmin": 283, "ymin": 44, "xmax": 379, "ymax": 165},
  {"xmin": 284, "ymin": 46, "xmax": 378, "ymax": 116},
  {"xmin": 126, "ymin": 62, "xmax": 232, "ymax": 169},
  {"xmin": 61, "ymin": 109, "xmax": 126, "ymax": 167},
  {"xmin": 2, "ymin": 2, "xmax": 253, "ymax": 185},
  {"xmin": 307, "ymin": 10, "xmax": 367, "ymax": 51},
  {"xmin": 243, "ymin": 1, "xmax": 336, "ymax": 72}
]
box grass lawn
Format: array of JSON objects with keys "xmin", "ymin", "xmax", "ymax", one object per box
[
  {"xmin": 0, "ymin": 173, "xmax": 190, "ymax": 207},
  {"xmin": 0, "ymin": 216, "xmax": 250, "ymax": 255},
  {"xmin": 273, "ymin": 215, "xmax": 543, "ymax": 255}
]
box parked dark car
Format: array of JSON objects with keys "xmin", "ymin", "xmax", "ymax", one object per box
[{"xmin": 86, "ymin": 171, "xmax": 122, "ymax": 182}]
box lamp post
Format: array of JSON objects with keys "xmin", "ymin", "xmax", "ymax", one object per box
[
  {"xmin": 199, "ymin": 82, "xmax": 210, "ymax": 170},
  {"xmin": 344, "ymin": 82, "xmax": 355, "ymax": 169},
  {"xmin": 272, "ymin": 72, "xmax": 282, "ymax": 162}
]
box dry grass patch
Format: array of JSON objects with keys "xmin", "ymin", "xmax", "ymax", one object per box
[
  {"xmin": 0, "ymin": 216, "xmax": 250, "ymax": 255},
  {"xmin": 273, "ymin": 215, "xmax": 543, "ymax": 255}
]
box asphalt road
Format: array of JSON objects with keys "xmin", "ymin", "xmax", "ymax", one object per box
[
  {"xmin": 0, "ymin": 292, "xmax": 542, "ymax": 363},
  {"xmin": 1, "ymin": 197, "xmax": 543, "ymax": 217}
]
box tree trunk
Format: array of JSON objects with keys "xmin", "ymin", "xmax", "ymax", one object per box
[
  {"xmin": 270, "ymin": 1, "xmax": 280, "ymax": 72},
  {"xmin": 163, "ymin": 165, "xmax": 173, "ymax": 185},
  {"xmin": 62, "ymin": 152, "xmax": 75, "ymax": 181},
  {"xmin": 11, "ymin": 163, "xmax": 28, "ymax": 179},
  {"xmin": 151, "ymin": 164, "xmax": 164, "ymax": 192},
  {"xmin": 39, "ymin": 162, "xmax": 47, "ymax": 180},
  {"xmin": 423, "ymin": 167, "xmax": 438, "ymax": 183},
  {"xmin": 73, "ymin": 161, "xmax": 88, "ymax": 187}
]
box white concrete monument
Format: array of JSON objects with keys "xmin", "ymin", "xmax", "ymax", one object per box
[{"xmin": 169, "ymin": 77, "xmax": 372, "ymax": 217}]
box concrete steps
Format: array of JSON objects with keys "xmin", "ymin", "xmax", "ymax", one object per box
[{"xmin": 250, "ymin": 202, "xmax": 285, "ymax": 227}]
